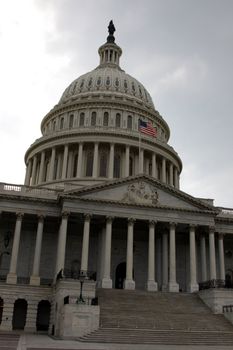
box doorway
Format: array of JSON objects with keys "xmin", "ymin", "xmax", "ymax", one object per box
[
  {"xmin": 12, "ymin": 299, "xmax": 27, "ymax": 330},
  {"xmin": 115, "ymin": 262, "xmax": 126, "ymax": 289},
  {"xmin": 36, "ymin": 300, "xmax": 51, "ymax": 331}
]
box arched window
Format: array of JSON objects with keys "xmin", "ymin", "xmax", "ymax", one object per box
[
  {"xmin": 53, "ymin": 120, "xmax": 56, "ymax": 131},
  {"xmin": 127, "ymin": 115, "xmax": 132, "ymax": 129},
  {"xmin": 116, "ymin": 113, "xmax": 121, "ymax": 127},
  {"xmin": 99, "ymin": 151, "xmax": 108, "ymax": 177},
  {"xmin": 129, "ymin": 156, "xmax": 134, "ymax": 176},
  {"xmin": 103, "ymin": 112, "xmax": 109, "ymax": 126},
  {"xmin": 69, "ymin": 114, "xmax": 74, "ymax": 128},
  {"xmin": 114, "ymin": 153, "xmax": 121, "ymax": 178},
  {"xmin": 85, "ymin": 150, "xmax": 93, "ymax": 177},
  {"xmin": 60, "ymin": 117, "xmax": 64, "ymax": 129},
  {"xmin": 91, "ymin": 111, "xmax": 97, "ymax": 126},
  {"xmin": 79, "ymin": 113, "xmax": 85, "ymax": 126}
]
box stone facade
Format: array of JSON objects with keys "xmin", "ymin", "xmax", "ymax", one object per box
[{"xmin": 0, "ymin": 24, "xmax": 233, "ymax": 336}]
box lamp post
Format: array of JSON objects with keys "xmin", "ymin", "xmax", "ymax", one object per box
[{"xmin": 77, "ymin": 270, "xmax": 86, "ymax": 304}]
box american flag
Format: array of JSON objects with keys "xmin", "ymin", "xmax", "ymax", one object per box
[{"xmin": 138, "ymin": 119, "xmax": 157, "ymax": 137}]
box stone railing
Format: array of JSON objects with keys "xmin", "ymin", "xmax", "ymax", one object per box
[
  {"xmin": 0, "ymin": 182, "xmax": 61, "ymax": 198},
  {"xmin": 217, "ymin": 207, "xmax": 233, "ymax": 217}
]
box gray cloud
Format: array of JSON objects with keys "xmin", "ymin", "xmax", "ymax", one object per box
[{"xmin": 1, "ymin": 0, "xmax": 233, "ymax": 206}]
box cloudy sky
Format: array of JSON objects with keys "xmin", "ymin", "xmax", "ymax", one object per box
[{"xmin": 0, "ymin": 0, "xmax": 233, "ymax": 207}]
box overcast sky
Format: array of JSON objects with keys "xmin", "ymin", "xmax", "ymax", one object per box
[{"xmin": 0, "ymin": 0, "xmax": 233, "ymax": 207}]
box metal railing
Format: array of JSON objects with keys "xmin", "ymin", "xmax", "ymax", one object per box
[
  {"xmin": 199, "ymin": 279, "xmax": 233, "ymax": 290},
  {"xmin": 223, "ymin": 305, "xmax": 233, "ymax": 313}
]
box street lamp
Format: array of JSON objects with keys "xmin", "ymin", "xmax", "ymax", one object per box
[{"xmin": 77, "ymin": 270, "xmax": 86, "ymax": 304}]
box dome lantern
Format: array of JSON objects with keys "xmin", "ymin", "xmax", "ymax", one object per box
[{"xmin": 98, "ymin": 20, "xmax": 122, "ymax": 67}]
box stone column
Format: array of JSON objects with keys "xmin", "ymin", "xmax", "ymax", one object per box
[
  {"xmin": 200, "ymin": 234, "xmax": 207, "ymax": 282},
  {"xmin": 38, "ymin": 151, "xmax": 45, "ymax": 184},
  {"xmin": 62, "ymin": 144, "xmax": 69, "ymax": 179},
  {"xmin": 48, "ymin": 147, "xmax": 56, "ymax": 181},
  {"xmin": 124, "ymin": 218, "xmax": 135, "ymax": 290},
  {"xmin": 152, "ymin": 153, "xmax": 157, "ymax": 179},
  {"xmin": 169, "ymin": 163, "xmax": 174, "ymax": 186},
  {"xmin": 7, "ymin": 213, "xmax": 24, "ymax": 284},
  {"xmin": 168, "ymin": 222, "xmax": 179, "ymax": 292},
  {"xmin": 162, "ymin": 158, "xmax": 166, "ymax": 183},
  {"xmin": 0, "ymin": 296, "xmax": 15, "ymax": 330},
  {"xmin": 76, "ymin": 142, "xmax": 83, "ymax": 178},
  {"xmin": 108, "ymin": 143, "xmax": 114, "ymax": 179},
  {"xmin": 80, "ymin": 214, "xmax": 91, "ymax": 274},
  {"xmin": 92, "ymin": 142, "xmax": 99, "ymax": 178},
  {"xmin": 162, "ymin": 231, "xmax": 169, "ymax": 291},
  {"xmin": 31, "ymin": 156, "xmax": 37, "ymax": 185},
  {"xmin": 188, "ymin": 225, "xmax": 199, "ymax": 292},
  {"xmin": 55, "ymin": 212, "xmax": 69, "ymax": 277},
  {"xmin": 24, "ymin": 300, "xmax": 37, "ymax": 332},
  {"xmin": 30, "ymin": 215, "xmax": 44, "ymax": 286},
  {"xmin": 24, "ymin": 159, "xmax": 32, "ymax": 185},
  {"xmin": 101, "ymin": 216, "xmax": 113, "ymax": 288},
  {"xmin": 139, "ymin": 148, "xmax": 144, "ymax": 174},
  {"xmin": 209, "ymin": 227, "xmax": 217, "ymax": 280},
  {"xmin": 125, "ymin": 145, "xmax": 130, "ymax": 177},
  {"xmin": 147, "ymin": 220, "xmax": 158, "ymax": 291},
  {"xmin": 218, "ymin": 233, "xmax": 225, "ymax": 280}
]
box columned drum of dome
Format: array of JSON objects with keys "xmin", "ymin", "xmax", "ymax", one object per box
[{"xmin": 24, "ymin": 24, "xmax": 182, "ymax": 190}]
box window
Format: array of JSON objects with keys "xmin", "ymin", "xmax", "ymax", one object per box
[
  {"xmin": 73, "ymin": 154, "xmax": 78, "ymax": 177},
  {"xmin": 114, "ymin": 154, "xmax": 121, "ymax": 178},
  {"xmin": 53, "ymin": 120, "xmax": 56, "ymax": 131},
  {"xmin": 85, "ymin": 150, "xmax": 93, "ymax": 177},
  {"xmin": 99, "ymin": 151, "xmax": 108, "ymax": 177},
  {"xmin": 127, "ymin": 115, "xmax": 132, "ymax": 129},
  {"xmin": 69, "ymin": 114, "xmax": 74, "ymax": 128},
  {"xmin": 60, "ymin": 117, "xmax": 64, "ymax": 129},
  {"xmin": 116, "ymin": 113, "xmax": 121, "ymax": 127},
  {"xmin": 79, "ymin": 113, "xmax": 85, "ymax": 126},
  {"xmin": 91, "ymin": 111, "xmax": 97, "ymax": 126},
  {"xmin": 129, "ymin": 156, "xmax": 134, "ymax": 176},
  {"xmin": 103, "ymin": 112, "xmax": 109, "ymax": 126}
]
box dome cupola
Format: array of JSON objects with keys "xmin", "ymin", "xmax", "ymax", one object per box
[{"xmin": 24, "ymin": 22, "xmax": 182, "ymax": 191}]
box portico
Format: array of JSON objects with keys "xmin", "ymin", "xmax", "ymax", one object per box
[{"xmin": 0, "ymin": 175, "xmax": 227, "ymax": 294}]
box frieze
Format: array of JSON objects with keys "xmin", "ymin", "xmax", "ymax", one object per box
[{"xmin": 122, "ymin": 181, "xmax": 159, "ymax": 205}]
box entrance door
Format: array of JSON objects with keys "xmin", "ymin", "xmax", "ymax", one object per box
[
  {"xmin": 115, "ymin": 262, "xmax": 126, "ymax": 289},
  {"xmin": 36, "ymin": 300, "xmax": 51, "ymax": 331},
  {"xmin": 12, "ymin": 299, "xmax": 27, "ymax": 330}
]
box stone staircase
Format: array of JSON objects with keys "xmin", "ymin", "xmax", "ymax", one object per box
[
  {"xmin": 79, "ymin": 289, "xmax": 233, "ymax": 345},
  {"xmin": 0, "ymin": 332, "xmax": 20, "ymax": 350}
]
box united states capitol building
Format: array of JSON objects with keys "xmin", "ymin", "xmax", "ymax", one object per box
[{"xmin": 0, "ymin": 22, "xmax": 233, "ymax": 343}]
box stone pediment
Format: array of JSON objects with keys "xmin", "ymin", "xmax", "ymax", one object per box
[{"xmin": 62, "ymin": 175, "xmax": 216, "ymax": 212}]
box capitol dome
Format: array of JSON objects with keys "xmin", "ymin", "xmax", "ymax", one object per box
[{"xmin": 24, "ymin": 24, "xmax": 182, "ymax": 190}]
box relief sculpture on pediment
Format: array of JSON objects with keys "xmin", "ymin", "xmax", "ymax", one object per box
[{"xmin": 122, "ymin": 181, "xmax": 158, "ymax": 205}]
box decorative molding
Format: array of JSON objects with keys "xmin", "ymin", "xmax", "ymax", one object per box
[
  {"xmin": 106, "ymin": 216, "xmax": 114, "ymax": 223},
  {"xmin": 122, "ymin": 181, "xmax": 159, "ymax": 206},
  {"xmin": 16, "ymin": 212, "xmax": 24, "ymax": 219}
]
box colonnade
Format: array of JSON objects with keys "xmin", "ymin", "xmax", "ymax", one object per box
[
  {"xmin": 24, "ymin": 142, "xmax": 180, "ymax": 188},
  {"xmin": 5, "ymin": 212, "xmax": 226, "ymax": 292}
]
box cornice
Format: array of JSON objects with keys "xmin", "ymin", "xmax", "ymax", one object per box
[
  {"xmin": 61, "ymin": 174, "xmax": 217, "ymax": 212},
  {"xmin": 63, "ymin": 195, "xmax": 217, "ymax": 215}
]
